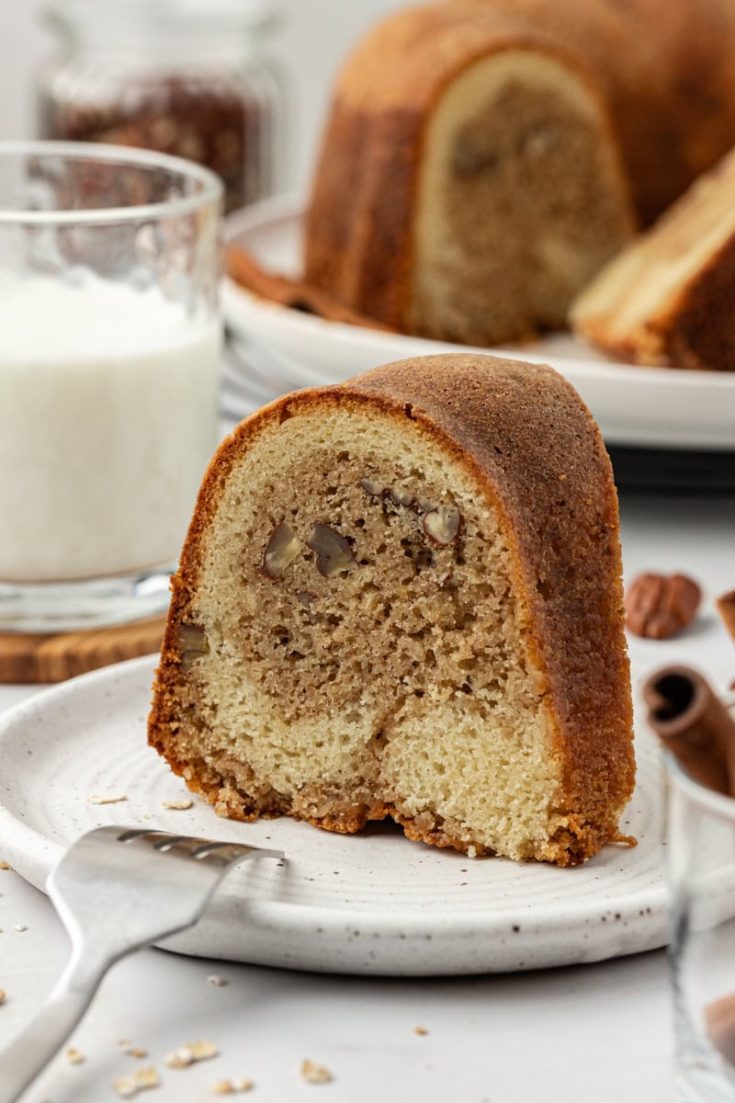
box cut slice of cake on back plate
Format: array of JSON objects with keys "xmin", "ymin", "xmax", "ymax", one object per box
[
  {"xmin": 149, "ymin": 354, "xmax": 635, "ymax": 867},
  {"xmin": 571, "ymin": 147, "xmax": 735, "ymax": 371}
]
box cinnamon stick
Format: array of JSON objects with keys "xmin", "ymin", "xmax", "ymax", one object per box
[
  {"xmin": 717, "ymin": 589, "xmax": 735, "ymax": 643},
  {"xmin": 225, "ymin": 245, "xmax": 392, "ymax": 331},
  {"xmin": 706, "ymin": 993, "xmax": 735, "ymax": 1066},
  {"xmin": 644, "ymin": 665, "xmax": 735, "ymax": 796}
]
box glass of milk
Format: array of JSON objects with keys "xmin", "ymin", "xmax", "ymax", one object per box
[{"xmin": 0, "ymin": 141, "xmax": 222, "ymax": 631}]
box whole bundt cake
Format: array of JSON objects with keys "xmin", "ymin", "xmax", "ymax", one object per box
[
  {"xmin": 303, "ymin": 0, "xmax": 735, "ymax": 346},
  {"xmin": 149, "ymin": 354, "xmax": 635, "ymax": 866}
]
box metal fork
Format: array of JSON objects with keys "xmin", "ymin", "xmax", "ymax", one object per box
[{"xmin": 0, "ymin": 826, "xmax": 284, "ymax": 1103}]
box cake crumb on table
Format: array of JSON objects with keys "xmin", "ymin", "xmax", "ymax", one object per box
[
  {"xmin": 0, "ymin": 860, "xmax": 12, "ymax": 870},
  {"xmin": 300, "ymin": 1059, "xmax": 333, "ymax": 1084},
  {"xmin": 414, "ymin": 1025, "xmax": 429, "ymax": 1036},
  {"xmin": 66, "ymin": 1047, "xmax": 85, "ymax": 1065},
  {"xmin": 165, "ymin": 1040, "xmax": 219, "ymax": 1068},
  {"xmin": 119, "ymin": 1041, "xmax": 149, "ymax": 1059},
  {"xmin": 88, "ymin": 793, "xmax": 128, "ymax": 805},
  {"xmin": 207, "ymin": 974, "xmax": 229, "ymax": 987},
  {"xmin": 113, "ymin": 1065, "xmax": 159, "ymax": 1097},
  {"xmin": 0, "ymin": 988, "xmax": 6, "ymax": 1005},
  {"xmin": 14, "ymin": 925, "xmax": 27, "ymax": 933},
  {"xmin": 210, "ymin": 1079, "xmax": 254, "ymax": 1095},
  {"xmin": 161, "ymin": 798, "xmax": 193, "ymax": 811}
]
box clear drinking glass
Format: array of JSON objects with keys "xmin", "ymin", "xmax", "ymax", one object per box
[
  {"xmin": 0, "ymin": 141, "xmax": 222, "ymax": 632},
  {"xmin": 668, "ymin": 752, "xmax": 735, "ymax": 1102}
]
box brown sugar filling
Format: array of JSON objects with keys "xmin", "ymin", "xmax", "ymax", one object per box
[
  {"xmin": 239, "ymin": 462, "xmax": 520, "ymax": 725},
  {"xmin": 412, "ymin": 51, "xmax": 633, "ymax": 345}
]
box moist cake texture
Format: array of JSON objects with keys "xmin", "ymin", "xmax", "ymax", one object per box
[
  {"xmin": 409, "ymin": 51, "xmax": 633, "ymax": 345},
  {"xmin": 149, "ymin": 354, "xmax": 635, "ymax": 866}
]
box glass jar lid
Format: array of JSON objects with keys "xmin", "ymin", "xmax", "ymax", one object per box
[{"xmin": 46, "ymin": 0, "xmax": 283, "ymax": 37}]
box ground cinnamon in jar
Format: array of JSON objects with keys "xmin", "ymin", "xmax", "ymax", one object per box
[{"xmin": 39, "ymin": 0, "xmax": 286, "ymax": 213}]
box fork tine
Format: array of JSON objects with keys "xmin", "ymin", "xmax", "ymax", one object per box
[
  {"xmin": 191, "ymin": 841, "xmax": 284, "ymax": 865},
  {"xmin": 114, "ymin": 830, "xmax": 284, "ymax": 864},
  {"xmin": 115, "ymin": 828, "xmax": 148, "ymax": 843},
  {"xmin": 149, "ymin": 835, "xmax": 188, "ymax": 851}
]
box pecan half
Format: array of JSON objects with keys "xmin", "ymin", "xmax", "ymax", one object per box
[
  {"xmin": 359, "ymin": 477, "xmax": 382, "ymax": 497},
  {"xmin": 625, "ymin": 572, "xmax": 702, "ymax": 639},
  {"xmin": 306, "ymin": 523, "xmax": 354, "ymax": 577},
  {"xmin": 177, "ymin": 622, "xmax": 209, "ymax": 669},
  {"xmin": 716, "ymin": 589, "xmax": 735, "ymax": 643},
  {"xmin": 423, "ymin": 504, "xmax": 461, "ymax": 546},
  {"xmin": 263, "ymin": 522, "xmax": 301, "ymax": 579}
]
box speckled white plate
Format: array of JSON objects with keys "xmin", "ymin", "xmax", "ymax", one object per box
[
  {"xmin": 0, "ymin": 654, "xmax": 667, "ymax": 976},
  {"xmin": 223, "ymin": 196, "xmax": 735, "ymax": 450}
]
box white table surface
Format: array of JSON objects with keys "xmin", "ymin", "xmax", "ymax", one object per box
[{"xmin": 2, "ymin": 490, "xmax": 734, "ymax": 1103}]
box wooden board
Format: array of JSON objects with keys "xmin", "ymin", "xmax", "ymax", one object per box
[{"xmin": 0, "ymin": 617, "xmax": 166, "ymax": 684}]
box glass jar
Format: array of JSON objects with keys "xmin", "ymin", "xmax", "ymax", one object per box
[{"xmin": 38, "ymin": 0, "xmax": 286, "ymax": 214}]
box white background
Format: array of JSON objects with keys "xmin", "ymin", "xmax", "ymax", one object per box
[{"xmin": 0, "ymin": 0, "xmax": 405, "ymax": 189}]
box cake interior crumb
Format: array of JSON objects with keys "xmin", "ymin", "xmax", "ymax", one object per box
[{"xmin": 168, "ymin": 406, "xmax": 565, "ymax": 863}]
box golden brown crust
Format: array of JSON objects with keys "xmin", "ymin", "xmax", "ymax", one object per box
[
  {"xmin": 345, "ymin": 355, "xmax": 634, "ymax": 850},
  {"xmin": 569, "ymin": 318, "xmax": 667, "ymax": 369},
  {"xmin": 304, "ymin": 0, "xmax": 735, "ymax": 332},
  {"xmin": 149, "ymin": 353, "xmax": 634, "ymax": 866},
  {"xmin": 661, "ymin": 234, "xmax": 735, "ymax": 372}
]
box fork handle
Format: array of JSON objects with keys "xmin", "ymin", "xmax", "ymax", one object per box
[{"xmin": 0, "ymin": 952, "xmax": 107, "ymax": 1103}]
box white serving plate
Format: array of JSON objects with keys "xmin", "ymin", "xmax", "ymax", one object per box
[
  {"xmin": 0, "ymin": 653, "xmax": 669, "ymax": 977},
  {"xmin": 222, "ymin": 196, "xmax": 735, "ymax": 450}
]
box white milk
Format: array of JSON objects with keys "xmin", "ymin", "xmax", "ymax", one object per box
[{"xmin": 0, "ymin": 274, "xmax": 220, "ymax": 582}]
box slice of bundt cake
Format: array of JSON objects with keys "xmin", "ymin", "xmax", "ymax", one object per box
[
  {"xmin": 149, "ymin": 354, "xmax": 634, "ymax": 866},
  {"xmin": 570, "ymin": 147, "xmax": 735, "ymax": 371}
]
